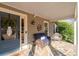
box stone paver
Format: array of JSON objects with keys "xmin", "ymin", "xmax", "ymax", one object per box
[{"xmin": 51, "ymin": 41, "xmax": 77, "ymax": 56}]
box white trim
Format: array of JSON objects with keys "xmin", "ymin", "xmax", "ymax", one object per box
[
  {"xmin": 20, "ymin": 16, "xmax": 28, "ymax": 49},
  {"xmin": 20, "ymin": 17, "xmax": 22, "ymax": 51}
]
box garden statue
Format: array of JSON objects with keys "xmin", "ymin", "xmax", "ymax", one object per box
[{"xmin": 7, "ymin": 26, "xmax": 12, "ymax": 37}]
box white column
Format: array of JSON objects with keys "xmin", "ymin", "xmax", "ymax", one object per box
[
  {"xmin": 74, "ymin": 3, "xmax": 77, "ymax": 45},
  {"xmin": 74, "ymin": 21, "xmax": 77, "ymax": 45}
]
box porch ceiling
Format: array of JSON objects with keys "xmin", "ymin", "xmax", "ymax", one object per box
[{"xmin": 1, "ymin": 2, "xmax": 77, "ymax": 21}]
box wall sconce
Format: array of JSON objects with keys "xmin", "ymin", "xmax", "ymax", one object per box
[{"xmin": 31, "ymin": 20, "xmax": 35, "ymax": 25}]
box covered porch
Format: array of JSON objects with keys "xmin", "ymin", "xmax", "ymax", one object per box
[{"xmin": 0, "ymin": 2, "xmax": 77, "ymax": 56}]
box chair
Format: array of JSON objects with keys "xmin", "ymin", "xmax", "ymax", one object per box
[{"xmin": 51, "ymin": 33, "xmax": 62, "ymax": 41}]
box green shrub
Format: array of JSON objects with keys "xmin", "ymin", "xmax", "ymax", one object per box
[{"xmin": 56, "ymin": 22, "xmax": 74, "ymax": 43}]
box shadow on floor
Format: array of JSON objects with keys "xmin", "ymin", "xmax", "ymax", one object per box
[
  {"xmin": 28, "ymin": 43, "xmax": 36, "ymax": 56},
  {"xmin": 49, "ymin": 45, "xmax": 66, "ymax": 56}
]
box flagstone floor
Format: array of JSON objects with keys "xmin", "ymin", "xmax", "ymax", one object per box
[
  {"xmin": 11, "ymin": 41, "xmax": 77, "ymax": 56},
  {"xmin": 51, "ymin": 41, "xmax": 77, "ymax": 56}
]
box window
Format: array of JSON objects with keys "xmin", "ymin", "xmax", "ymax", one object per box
[{"xmin": 21, "ymin": 18, "xmax": 24, "ymax": 43}]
